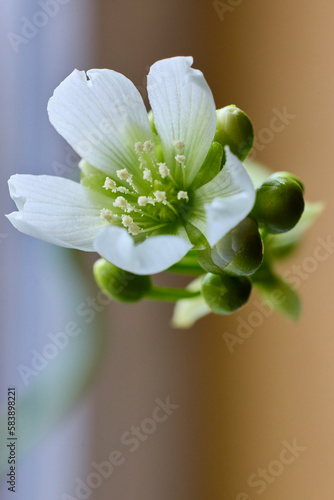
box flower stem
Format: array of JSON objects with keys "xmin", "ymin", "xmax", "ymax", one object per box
[{"xmin": 144, "ymin": 286, "xmax": 201, "ymax": 302}]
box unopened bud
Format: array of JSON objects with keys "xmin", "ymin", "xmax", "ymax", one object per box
[
  {"xmin": 198, "ymin": 217, "xmax": 263, "ymax": 276},
  {"xmin": 214, "ymin": 105, "xmax": 254, "ymax": 161},
  {"xmin": 202, "ymin": 273, "xmax": 252, "ymax": 315},
  {"xmin": 251, "ymin": 177, "xmax": 305, "ymax": 234},
  {"xmin": 93, "ymin": 258, "xmax": 151, "ymax": 303}
]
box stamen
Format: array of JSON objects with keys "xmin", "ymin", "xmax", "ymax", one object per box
[
  {"xmin": 138, "ymin": 196, "xmax": 149, "ymax": 206},
  {"xmin": 174, "ymin": 140, "xmax": 185, "ymax": 153},
  {"xmin": 175, "ymin": 154, "xmax": 186, "ymax": 165},
  {"xmin": 154, "ymin": 190, "xmax": 167, "ymax": 204},
  {"xmin": 134, "ymin": 142, "xmax": 144, "ymax": 155},
  {"xmin": 100, "ymin": 208, "xmax": 115, "ymax": 222},
  {"xmin": 103, "ymin": 177, "xmax": 117, "ymax": 191},
  {"xmin": 143, "ymin": 140, "xmax": 154, "ymax": 153},
  {"xmin": 113, "ymin": 196, "xmax": 129, "ymax": 211},
  {"xmin": 158, "ymin": 163, "xmax": 170, "ymax": 179},
  {"xmin": 143, "ymin": 169, "xmax": 153, "ymax": 182},
  {"xmin": 177, "ymin": 191, "xmax": 189, "ymax": 201},
  {"xmin": 128, "ymin": 223, "xmax": 140, "ymax": 236},
  {"xmin": 116, "ymin": 186, "xmax": 130, "ymax": 194},
  {"xmin": 122, "ymin": 215, "xmax": 133, "ymax": 227},
  {"xmin": 117, "ymin": 168, "xmax": 131, "ymax": 181}
]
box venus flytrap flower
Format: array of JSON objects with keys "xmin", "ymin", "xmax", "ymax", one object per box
[{"xmin": 6, "ymin": 56, "xmax": 255, "ymax": 276}]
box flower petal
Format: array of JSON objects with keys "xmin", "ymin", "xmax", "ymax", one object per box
[
  {"xmin": 7, "ymin": 175, "xmax": 112, "ymax": 251},
  {"xmin": 48, "ymin": 69, "xmax": 152, "ymax": 177},
  {"xmin": 147, "ymin": 57, "xmax": 216, "ymax": 186},
  {"xmin": 189, "ymin": 148, "xmax": 256, "ymax": 246},
  {"xmin": 94, "ymin": 226, "xmax": 192, "ymax": 275}
]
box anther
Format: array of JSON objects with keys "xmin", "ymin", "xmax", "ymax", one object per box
[
  {"xmin": 103, "ymin": 177, "xmax": 117, "ymax": 191},
  {"xmin": 158, "ymin": 163, "xmax": 170, "ymax": 179},
  {"xmin": 175, "ymin": 154, "xmax": 186, "ymax": 165},
  {"xmin": 117, "ymin": 168, "xmax": 132, "ymax": 181},
  {"xmin": 113, "ymin": 196, "xmax": 128, "ymax": 210},
  {"xmin": 128, "ymin": 223, "xmax": 140, "ymax": 236},
  {"xmin": 100, "ymin": 208, "xmax": 114, "ymax": 222},
  {"xmin": 174, "ymin": 140, "xmax": 185, "ymax": 152},
  {"xmin": 143, "ymin": 140, "xmax": 154, "ymax": 153},
  {"xmin": 143, "ymin": 169, "xmax": 153, "ymax": 182},
  {"xmin": 122, "ymin": 215, "xmax": 133, "ymax": 227},
  {"xmin": 154, "ymin": 190, "xmax": 167, "ymax": 204},
  {"xmin": 138, "ymin": 196, "xmax": 149, "ymax": 206},
  {"xmin": 134, "ymin": 142, "xmax": 144, "ymax": 155},
  {"xmin": 177, "ymin": 191, "xmax": 189, "ymax": 201}
]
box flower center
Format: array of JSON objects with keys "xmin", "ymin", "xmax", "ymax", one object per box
[{"xmin": 99, "ymin": 139, "xmax": 190, "ymax": 237}]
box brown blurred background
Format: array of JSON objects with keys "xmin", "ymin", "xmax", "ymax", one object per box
[{"xmin": 93, "ymin": 1, "xmax": 334, "ymax": 499}]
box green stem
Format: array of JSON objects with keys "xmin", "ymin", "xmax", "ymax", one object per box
[
  {"xmin": 166, "ymin": 251, "xmax": 204, "ymax": 275},
  {"xmin": 167, "ymin": 262, "xmax": 204, "ymax": 275},
  {"xmin": 144, "ymin": 286, "xmax": 201, "ymax": 302}
]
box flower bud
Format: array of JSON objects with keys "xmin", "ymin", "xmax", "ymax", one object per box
[
  {"xmin": 269, "ymin": 171, "xmax": 304, "ymax": 192},
  {"xmin": 251, "ymin": 177, "xmax": 305, "ymax": 234},
  {"xmin": 214, "ymin": 105, "xmax": 254, "ymax": 161},
  {"xmin": 93, "ymin": 258, "xmax": 151, "ymax": 303},
  {"xmin": 202, "ymin": 273, "xmax": 252, "ymax": 315},
  {"xmin": 197, "ymin": 217, "xmax": 263, "ymax": 276}
]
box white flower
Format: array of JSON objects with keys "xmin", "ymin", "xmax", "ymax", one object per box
[{"xmin": 7, "ymin": 57, "xmax": 255, "ymax": 275}]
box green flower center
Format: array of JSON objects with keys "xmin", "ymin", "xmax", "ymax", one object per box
[{"xmin": 99, "ymin": 139, "xmax": 190, "ymax": 237}]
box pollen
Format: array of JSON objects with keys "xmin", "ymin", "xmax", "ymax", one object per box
[
  {"xmin": 134, "ymin": 142, "xmax": 144, "ymax": 155},
  {"xmin": 143, "ymin": 169, "xmax": 153, "ymax": 182},
  {"xmin": 117, "ymin": 168, "xmax": 131, "ymax": 181},
  {"xmin": 154, "ymin": 190, "xmax": 167, "ymax": 204},
  {"xmin": 122, "ymin": 215, "xmax": 133, "ymax": 227},
  {"xmin": 175, "ymin": 154, "xmax": 186, "ymax": 164},
  {"xmin": 143, "ymin": 140, "xmax": 154, "ymax": 153},
  {"xmin": 100, "ymin": 208, "xmax": 114, "ymax": 222},
  {"xmin": 177, "ymin": 190, "xmax": 189, "ymax": 201},
  {"xmin": 158, "ymin": 163, "xmax": 170, "ymax": 179},
  {"xmin": 128, "ymin": 223, "xmax": 140, "ymax": 235},
  {"xmin": 174, "ymin": 140, "xmax": 185, "ymax": 152},
  {"xmin": 138, "ymin": 196, "xmax": 149, "ymax": 206},
  {"xmin": 103, "ymin": 177, "xmax": 117, "ymax": 191}
]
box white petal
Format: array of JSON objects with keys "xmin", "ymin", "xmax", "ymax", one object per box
[
  {"xmin": 7, "ymin": 175, "xmax": 112, "ymax": 251},
  {"xmin": 147, "ymin": 57, "xmax": 216, "ymax": 186},
  {"xmin": 189, "ymin": 148, "xmax": 256, "ymax": 246},
  {"xmin": 48, "ymin": 69, "xmax": 152, "ymax": 176},
  {"xmin": 94, "ymin": 226, "xmax": 192, "ymax": 275}
]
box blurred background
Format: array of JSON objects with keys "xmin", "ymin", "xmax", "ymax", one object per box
[{"xmin": 1, "ymin": 1, "xmax": 334, "ymax": 499}]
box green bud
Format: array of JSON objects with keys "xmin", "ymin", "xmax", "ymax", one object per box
[
  {"xmin": 93, "ymin": 258, "xmax": 151, "ymax": 303},
  {"xmin": 269, "ymin": 171, "xmax": 304, "ymax": 192},
  {"xmin": 251, "ymin": 177, "xmax": 305, "ymax": 234},
  {"xmin": 214, "ymin": 105, "xmax": 254, "ymax": 161},
  {"xmin": 197, "ymin": 218, "xmax": 263, "ymax": 276},
  {"xmin": 202, "ymin": 273, "xmax": 252, "ymax": 315}
]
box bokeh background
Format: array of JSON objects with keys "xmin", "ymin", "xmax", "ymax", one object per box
[{"xmin": 1, "ymin": 1, "xmax": 334, "ymax": 499}]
